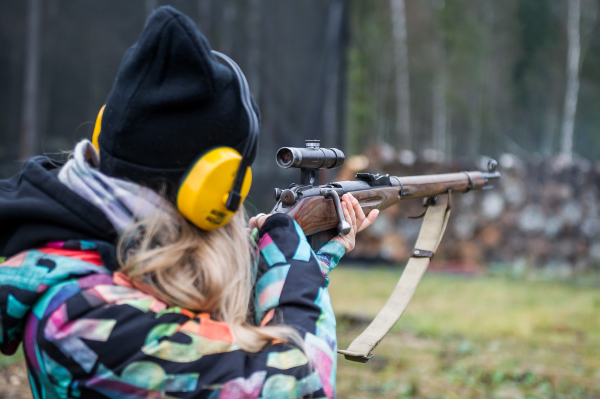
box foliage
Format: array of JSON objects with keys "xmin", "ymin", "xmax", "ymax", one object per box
[
  {"xmin": 347, "ymin": 0, "xmax": 600, "ymax": 160},
  {"xmin": 330, "ymin": 268, "xmax": 600, "ymax": 398}
]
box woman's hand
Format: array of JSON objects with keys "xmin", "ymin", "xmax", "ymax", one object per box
[
  {"xmin": 249, "ymin": 194, "xmax": 378, "ymax": 253},
  {"xmin": 330, "ymin": 193, "xmax": 379, "ymax": 253},
  {"xmin": 249, "ymin": 213, "xmax": 271, "ymax": 230}
]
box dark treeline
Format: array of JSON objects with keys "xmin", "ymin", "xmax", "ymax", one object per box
[
  {"xmin": 0, "ymin": 0, "xmax": 348, "ymax": 210},
  {"xmin": 1, "ymin": 0, "xmax": 600, "ymax": 210}
]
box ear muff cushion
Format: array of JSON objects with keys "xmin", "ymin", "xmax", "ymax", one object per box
[
  {"xmin": 92, "ymin": 105, "xmax": 106, "ymax": 151},
  {"xmin": 177, "ymin": 147, "xmax": 252, "ymax": 230}
]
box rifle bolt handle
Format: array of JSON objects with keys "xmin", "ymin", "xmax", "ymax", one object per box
[{"xmin": 321, "ymin": 188, "xmax": 351, "ymax": 236}]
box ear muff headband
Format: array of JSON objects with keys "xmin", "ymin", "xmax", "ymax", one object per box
[
  {"xmin": 91, "ymin": 50, "xmax": 258, "ymax": 231},
  {"xmin": 177, "ymin": 51, "xmax": 259, "ymax": 230},
  {"xmin": 211, "ymin": 51, "xmax": 259, "ymax": 212}
]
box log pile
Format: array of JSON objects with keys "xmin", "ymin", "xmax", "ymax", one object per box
[{"xmin": 341, "ymin": 145, "xmax": 600, "ymax": 273}]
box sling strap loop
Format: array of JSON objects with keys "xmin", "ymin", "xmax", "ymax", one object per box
[
  {"xmin": 338, "ymin": 194, "xmax": 451, "ymax": 363},
  {"xmin": 462, "ymin": 172, "xmax": 474, "ymax": 192},
  {"xmin": 412, "ymin": 248, "xmax": 434, "ymax": 259}
]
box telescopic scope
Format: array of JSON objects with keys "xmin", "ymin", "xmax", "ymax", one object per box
[{"xmin": 276, "ymin": 141, "xmax": 345, "ymax": 169}]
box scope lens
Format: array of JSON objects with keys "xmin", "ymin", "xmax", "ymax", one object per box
[{"xmin": 277, "ymin": 149, "xmax": 294, "ymax": 167}]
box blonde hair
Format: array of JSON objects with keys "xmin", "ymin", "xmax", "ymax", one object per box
[{"xmin": 117, "ymin": 208, "xmax": 301, "ymax": 353}]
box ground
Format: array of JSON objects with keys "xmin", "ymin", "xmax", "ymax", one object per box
[
  {"xmin": 331, "ymin": 267, "xmax": 600, "ymax": 399},
  {"xmin": 1, "ymin": 267, "xmax": 599, "ymax": 399}
]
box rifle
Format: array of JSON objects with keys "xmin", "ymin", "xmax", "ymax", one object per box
[{"xmin": 270, "ymin": 140, "xmax": 501, "ymax": 363}]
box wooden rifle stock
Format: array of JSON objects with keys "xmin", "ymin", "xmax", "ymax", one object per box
[{"xmin": 271, "ymin": 170, "xmax": 500, "ymax": 249}]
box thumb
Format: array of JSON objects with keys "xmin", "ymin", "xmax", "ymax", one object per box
[{"xmin": 358, "ymin": 209, "xmax": 379, "ymax": 232}]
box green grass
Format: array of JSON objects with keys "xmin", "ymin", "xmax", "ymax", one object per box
[
  {"xmin": 0, "ymin": 348, "xmax": 22, "ymax": 368},
  {"xmin": 2, "ymin": 268, "xmax": 599, "ymax": 398},
  {"xmin": 329, "ymin": 267, "xmax": 600, "ymax": 399}
]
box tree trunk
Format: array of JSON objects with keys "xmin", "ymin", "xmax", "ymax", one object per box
[
  {"xmin": 560, "ymin": 0, "xmax": 581, "ymax": 162},
  {"xmin": 541, "ymin": 109, "xmax": 559, "ymax": 157},
  {"xmin": 221, "ymin": 2, "xmax": 237, "ymax": 55},
  {"xmin": 19, "ymin": 0, "xmax": 42, "ymax": 160},
  {"xmin": 8, "ymin": 28, "xmax": 24, "ymax": 159},
  {"xmin": 431, "ymin": 0, "xmax": 446, "ymax": 160},
  {"xmin": 247, "ymin": 0, "xmax": 262, "ymax": 103},
  {"xmin": 323, "ymin": 0, "xmax": 344, "ymax": 147},
  {"xmin": 390, "ymin": 0, "xmax": 411, "ymax": 150},
  {"xmin": 469, "ymin": 0, "xmax": 494, "ymax": 159}
]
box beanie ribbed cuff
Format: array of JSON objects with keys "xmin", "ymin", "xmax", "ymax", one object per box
[{"xmin": 99, "ymin": 142, "xmax": 185, "ymax": 200}]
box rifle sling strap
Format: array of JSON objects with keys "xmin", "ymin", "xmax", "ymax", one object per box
[{"xmin": 338, "ymin": 195, "xmax": 451, "ymax": 363}]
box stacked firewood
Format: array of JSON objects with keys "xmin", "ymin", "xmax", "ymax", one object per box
[{"xmin": 342, "ymin": 145, "xmax": 600, "ymax": 273}]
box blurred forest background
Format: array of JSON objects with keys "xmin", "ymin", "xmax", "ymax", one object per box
[
  {"xmin": 3, "ymin": 0, "xmax": 600, "ymax": 273},
  {"xmin": 3, "ymin": 0, "xmax": 600, "ymax": 183},
  {"xmin": 2, "ymin": 1, "xmax": 600, "ymax": 398}
]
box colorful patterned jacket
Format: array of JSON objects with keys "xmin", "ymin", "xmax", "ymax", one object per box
[{"xmin": 0, "ymin": 213, "xmax": 345, "ymax": 398}]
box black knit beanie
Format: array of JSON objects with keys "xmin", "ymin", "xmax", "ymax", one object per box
[{"xmin": 98, "ymin": 6, "xmax": 259, "ymax": 197}]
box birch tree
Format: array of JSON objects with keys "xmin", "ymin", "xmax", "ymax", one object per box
[
  {"xmin": 390, "ymin": 0, "xmax": 411, "ymax": 150},
  {"xmin": 560, "ymin": 0, "xmax": 581, "ymax": 162},
  {"xmin": 19, "ymin": 0, "xmax": 42, "ymax": 160}
]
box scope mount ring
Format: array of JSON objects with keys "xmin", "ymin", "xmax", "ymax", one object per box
[{"xmin": 301, "ymin": 168, "xmax": 320, "ymax": 186}]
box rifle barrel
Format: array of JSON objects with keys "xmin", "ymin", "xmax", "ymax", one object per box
[
  {"xmin": 396, "ymin": 170, "xmax": 499, "ymax": 199},
  {"xmin": 273, "ymin": 169, "xmax": 501, "ymax": 240}
]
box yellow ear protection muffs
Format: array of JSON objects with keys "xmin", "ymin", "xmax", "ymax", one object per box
[
  {"xmin": 91, "ymin": 50, "xmax": 258, "ymax": 231},
  {"xmin": 177, "ymin": 51, "xmax": 258, "ymax": 230}
]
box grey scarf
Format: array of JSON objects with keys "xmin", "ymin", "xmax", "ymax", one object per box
[{"xmin": 58, "ymin": 140, "xmax": 175, "ymax": 235}]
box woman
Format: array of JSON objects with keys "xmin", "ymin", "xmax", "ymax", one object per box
[{"xmin": 0, "ymin": 7, "xmax": 377, "ymax": 399}]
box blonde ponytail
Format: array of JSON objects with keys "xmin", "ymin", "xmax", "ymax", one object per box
[{"xmin": 117, "ymin": 209, "xmax": 302, "ymax": 352}]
